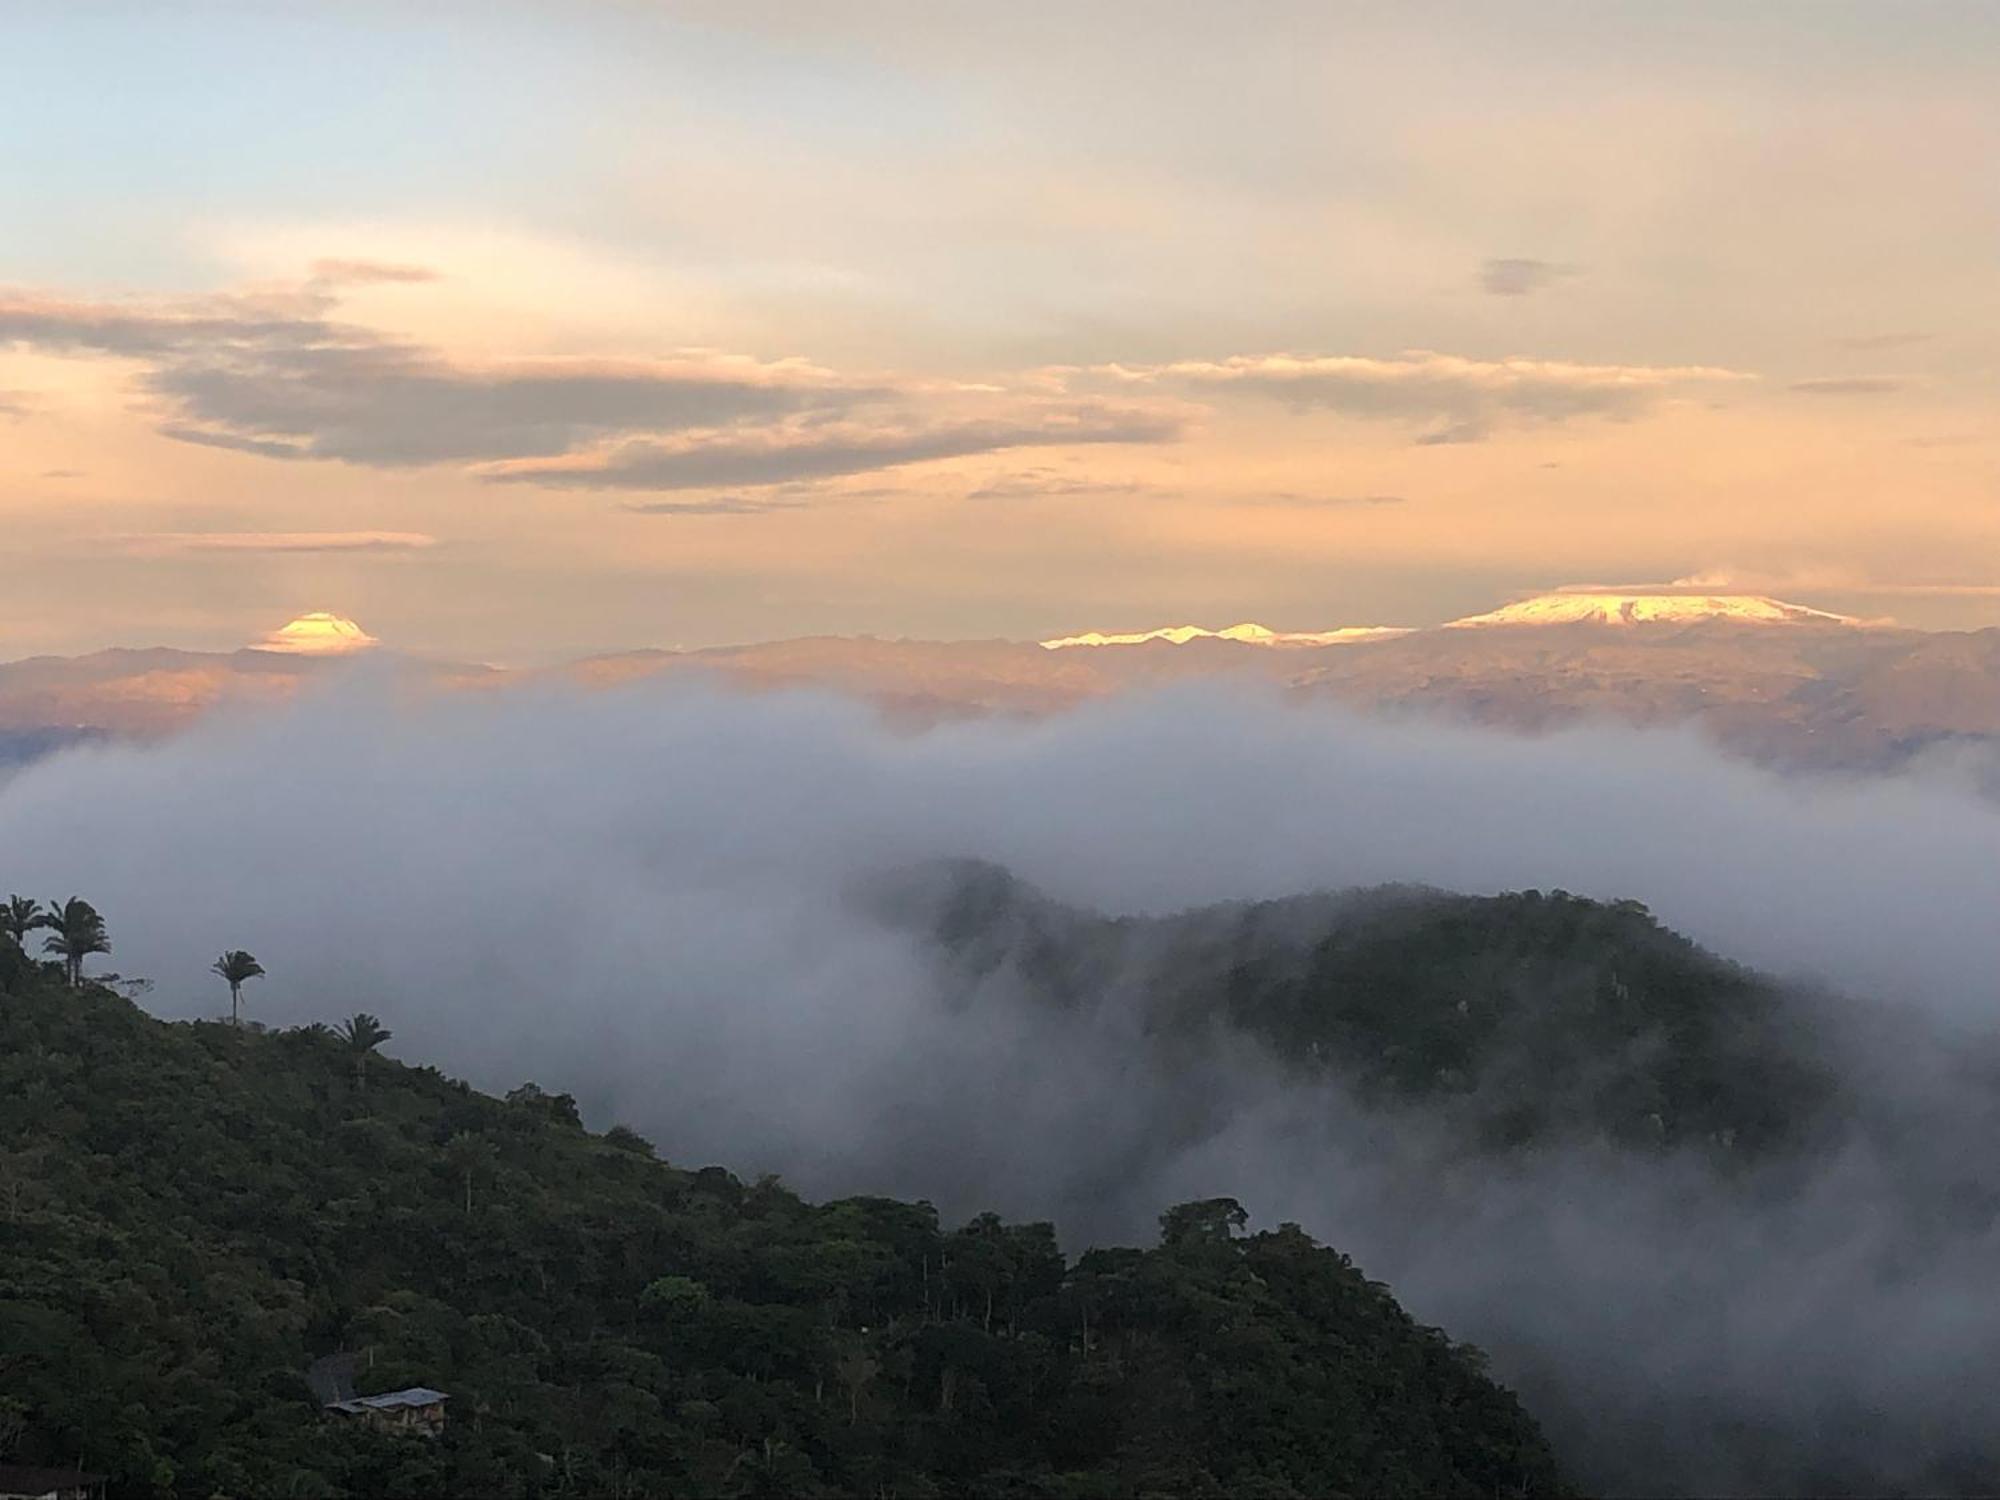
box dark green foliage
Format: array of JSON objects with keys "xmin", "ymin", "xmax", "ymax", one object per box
[
  {"xmin": 0, "ymin": 978, "xmax": 1565, "ymax": 1498},
  {"xmin": 336, "ymin": 1013, "xmax": 391, "ymax": 1091},
  {"xmin": 906, "ymin": 864, "xmax": 1841, "ymax": 1157},
  {"xmin": 2, "ymin": 895, "xmax": 49, "ymax": 951},
  {"xmin": 1203, "ymin": 888, "xmax": 1841, "ymax": 1154},
  {"xmin": 503, "ymin": 1081, "xmax": 582, "ymax": 1128},
  {"xmin": 0, "ymin": 932, "xmax": 35, "ymax": 995},
  {"xmin": 1158, "ymin": 1197, "xmax": 1248, "ymax": 1247},
  {"xmin": 37, "ymin": 896, "xmax": 109, "ymax": 988},
  {"xmin": 209, "ymin": 950, "xmax": 265, "ymax": 1027}
]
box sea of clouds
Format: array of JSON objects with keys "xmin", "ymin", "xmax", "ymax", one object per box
[{"xmin": 5, "ymin": 671, "xmax": 2000, "ymax": 1494}]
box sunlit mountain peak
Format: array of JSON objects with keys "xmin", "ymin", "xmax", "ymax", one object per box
[
  {"xmin": 1039, "ymin": 622, "xmax": 1412, "ymax": 650},
  {"xmin": 254, "ymin": 612, "xmax": 381, "ymax": 655},
  {"xmin": 1444, "ymin": 592, "xmax": 1862, "ymax": 629}
]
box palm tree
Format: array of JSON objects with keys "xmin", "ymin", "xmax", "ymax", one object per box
[
  {"xmin": 41, "ymin": 897, "xmax": 109, "ymax": 987},
  {"xmin": 1, "ymin": 896, "xmax": 47, "ymax": 950},
  {"xmin": 337, "ymin": 1012, "xmax": 392, "ymax": 1088},
  {"xmin": 210, "ymin": 950, "xmax": 266, "ymax": 1026},
  {"xmin": 443, "ymin": 1131, "xmax": 497, "ymax": 1214}
]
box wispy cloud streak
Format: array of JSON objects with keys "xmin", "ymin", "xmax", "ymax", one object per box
[{"xmin": 1096, "ymin": 351, "xmax": 1753, "ymax": 443}]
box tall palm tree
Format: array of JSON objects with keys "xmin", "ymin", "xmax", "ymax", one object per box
[
  {"xmin": 337, "ymin": 1012, "xmax": 392, "ymax": 1088},
  {"xmin": 210, "ymin": 950, "xmax": 266, "ymax": 1026},
  {"xmin": 443, "ymin": 1131, "xmax": 497, "ymax": 1214},
  {"xmin": 41, "ymin": 897, "xmax": 109, "ymax": 987},
  {"xmin": 1, "ymin": 896, "xmax": 47, "ymax": 950}
]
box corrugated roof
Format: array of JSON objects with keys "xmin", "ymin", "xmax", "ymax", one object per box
[{"xmin": 326, "ymin": 1387, "xmax": 450, "ymax": 1412}]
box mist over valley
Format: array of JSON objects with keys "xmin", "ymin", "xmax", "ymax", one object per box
[{"xmin": 7, "ymin": 675, "xmax": 2000, "ymax": 1492}]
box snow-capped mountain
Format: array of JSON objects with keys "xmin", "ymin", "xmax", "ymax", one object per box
[
  {"xmin": 3, "ymin": 595, "xmax": 1993, "ymax": 777},
  {"xmin": 1039, "ymin": 622, "xmax": 1411, "ymax": 650},
  {"xmin": 255, "ymin": 612, "xmax": 381, "ymax": 655},
  {"xmin": 1444, "ymin": 592, "xmax": 1863, "ymax": 629}
]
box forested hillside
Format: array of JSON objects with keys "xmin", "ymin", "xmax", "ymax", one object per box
[
  {"xmin": 889, "ymin": 862, "xmax": 1842, "ymax": 1156},
  {"xmin": 0, "ymin": 965, "xmax": 1564, "ymax": 1498}
]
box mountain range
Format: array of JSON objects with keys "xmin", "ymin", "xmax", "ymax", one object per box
[{"xmin": 3, "ymin": 594, "xmax": 1996, "ymax": 774}]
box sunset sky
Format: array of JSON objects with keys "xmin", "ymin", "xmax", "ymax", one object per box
[{"xmin": 3, "ymin": 1, "xmax": 1996, "ymax": 662}]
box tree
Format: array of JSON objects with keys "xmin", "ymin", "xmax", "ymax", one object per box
[
  {"xmin": 41, "ymin": 896, "xmax": 109, "ymax": 987},
  {"xmin": 338, "ymin": 1012, "xmax": 392, "ymax": 1089},
  {"xmin": 209, "ymin": 950, "xmax": 266, "ymax": 1026},
  {"xmin": 1158, "ymin": 1197, "xmax": 1249, "ymax": 1248},
  {"xmin": 832, "ymin": 1334, "xmax": 881, "ymax": 1425},
  {"xmin": 640, "ymin": 1275, "xmax": 709, "ymax": 1322},
  {"xmin": 443, "ymin": 1131, "xmax": 498, "ymax": 1214},
  {"xmin": 0, "ymin": 938, "xmax": 26, "ymax": 995},
  {"xmin": 1, "ymin": 895, "xmax": 47, "ymax": 950},
  {"xmin": 506, "ymin": 1082, "xmax": 582, "ymax": 1127}
]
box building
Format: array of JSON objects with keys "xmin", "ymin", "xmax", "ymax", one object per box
[
  {"xmin": 323, "ymin": 1387, "xmax": 450, "ymax": 1438},
  {"xmin": 0, "ymin": 1467, "xmax": 109, "ymax": 1500}
]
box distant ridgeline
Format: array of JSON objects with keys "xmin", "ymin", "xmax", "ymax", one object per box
[
  {"xmin": 0, "ymin": 972, "xmax": 1563, "ymax": 1498},
  {"xmin": 876, "ymin": 860, "xmax": 1845, "ymax": 1157}
]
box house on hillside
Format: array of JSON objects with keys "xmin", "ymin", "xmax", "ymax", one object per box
[
  {"xmin": 0, "ymin": 1466, "xmax": 109, "ymax": 1500},
  {"xmin": 324, "ymin": 1387, "xmax": 450, "ymax": 1438},
  {"xmin": 308, "ymin": 1350, "xmax": 450, "ymax": 1438}
]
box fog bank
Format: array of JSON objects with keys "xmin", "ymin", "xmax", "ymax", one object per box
[{"xmin": 5, "ymin": 675, "xmax": 2000, "ymax": 1493}]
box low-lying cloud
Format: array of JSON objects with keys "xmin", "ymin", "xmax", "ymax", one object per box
[{"xmin": 4, "ymin": 679, "xmax": 1999, "ymax": 1493}]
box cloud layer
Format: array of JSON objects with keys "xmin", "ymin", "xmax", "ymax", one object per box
[{"xmin": 4, "ymin": 679, "xmax": 2000, "ymax": 1491}]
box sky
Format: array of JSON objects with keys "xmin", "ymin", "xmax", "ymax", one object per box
[{"xmin": 1, "ymin": 0, "xmax": 1996, "ymax": 662}]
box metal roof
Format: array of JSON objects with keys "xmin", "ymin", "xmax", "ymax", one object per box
[{"xmin": 326, "ymin": 1387, "xmax": 450, "ymax": 1413}]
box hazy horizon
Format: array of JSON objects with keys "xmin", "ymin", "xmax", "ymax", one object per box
[{"xmin": 10, "ymin": 583, "xmax": 1975, "ymax": 672}]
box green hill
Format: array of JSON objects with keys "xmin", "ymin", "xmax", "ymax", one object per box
[
  {"xmin": 0, "ymin": 970, "xmax": 1563, "ymax": 1498},
  {"xmin": 888, "ymin": 862, "xmax": 1842, "ymax": 1156}
]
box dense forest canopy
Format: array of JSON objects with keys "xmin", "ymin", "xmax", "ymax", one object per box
[
  {"xmin": 886, "ymin": 861, "xmax": 1844, "ymax": 1157},
  {"xmin": 0, "ymin": 955, "xmax": 1563, "ymax": 1498},
  {"xmin": 864, "ymin": 864, "xmax": 2000, "ymax": 1496},
  {"xmin": 12, "ymin": 866, "xmax": 1996, "ymax": 1496}
]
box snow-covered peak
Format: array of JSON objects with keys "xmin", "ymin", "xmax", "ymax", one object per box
[
  {"xmin": 1039, "ymin": 622, "xmax": 1411, "ymax": 651},
  {"xmin": 1444, "ymin": 592, "xmax": 1861, "ymax": 630},
  {"xmin": 253, "ymin": 612, "xmax": 381, "ymax": 655}
]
